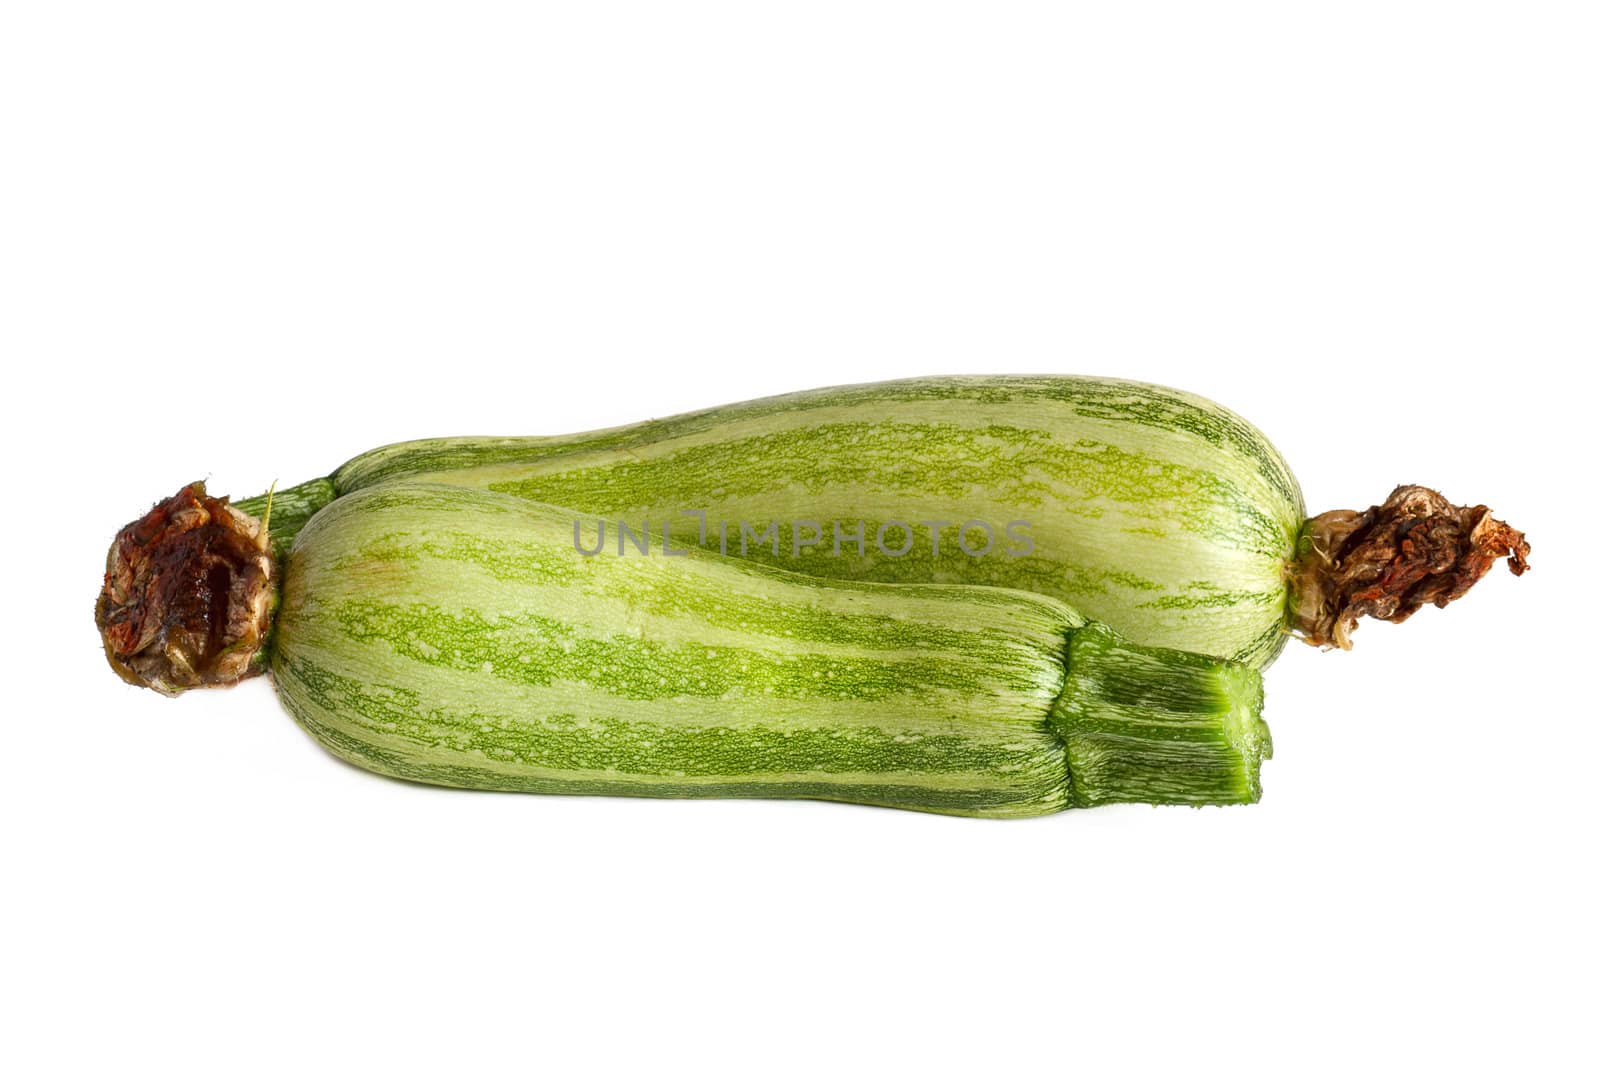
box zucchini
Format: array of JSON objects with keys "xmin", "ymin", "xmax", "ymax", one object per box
[
  {"xmin": 99, "ymin": 482, "xmax": 1269, "ymax": 817},
  {"xmin": 240, "ymin": 375, "xmax": 1528, "ymax": 665}
]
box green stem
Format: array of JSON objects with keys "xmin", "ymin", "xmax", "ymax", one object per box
[
  {"xmin": 1055, "ymin": 623, "xmax": 1270, "ymax": 808},
  {"xmin": 234, "ymin": 477, "xmax": 337, "ymax": 557}
]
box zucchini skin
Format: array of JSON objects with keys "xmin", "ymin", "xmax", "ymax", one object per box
[
  {"xmin": 271, "ymin": 483, "xmax": 1267, "ymax": 817},
  {"xmin": 325, "ymin": 376, "xmax": 1305, "ymax": 667}
]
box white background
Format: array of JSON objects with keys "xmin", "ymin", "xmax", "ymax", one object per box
[{"xmin": 4, "ymin": 3, "xmax": 1595, "ymax": 1064}]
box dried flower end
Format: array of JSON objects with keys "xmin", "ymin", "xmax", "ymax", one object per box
[
  {"xmin": 1290, "ymin": 484, "xmax": 1530, "ymax": 650},
  {"xmin": 97, "ymin": 483, "xmax": 276, "ymax": 694}
]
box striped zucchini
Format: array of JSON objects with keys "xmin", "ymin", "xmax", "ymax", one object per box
[
  {"xmin": 267, "ymin": 483, "xmax": 1269, "ymax": 816},
  {"xmin": 96, "ymin": 481, "xmax": 1269, "ymax": 816},
  {"xmin": 242, "ymin": 375, "xmax": 1527, "ymax": 665},
  {"xmin": 248, "ymin": 377, "xmax": 1304, "ymax": 666}
]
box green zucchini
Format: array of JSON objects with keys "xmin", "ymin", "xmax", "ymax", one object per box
[
  {"xmin": 240, "ymin": 375, "xmax": 1528, "ymax": 665},
  {"xmin": 99, "ymin": 482, "xmax": 1269, "ymax": 817}
]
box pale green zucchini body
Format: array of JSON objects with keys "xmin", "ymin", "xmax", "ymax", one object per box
[
  {"xmin": 314, "ymin": 376, "xmax": 1305, "ymax": 667},
  {"xmin": 271, "ymin": 483, "xmax": 1269, "ymax": 817}
]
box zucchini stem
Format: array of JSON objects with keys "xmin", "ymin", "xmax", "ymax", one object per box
[
  {"xmin": 234, "ymin": 477, "xmax": 336, "ymax": 556},
  {"xmin": 1054, "ymin": 624, "xmax": 1270, "ymax": 807}
]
